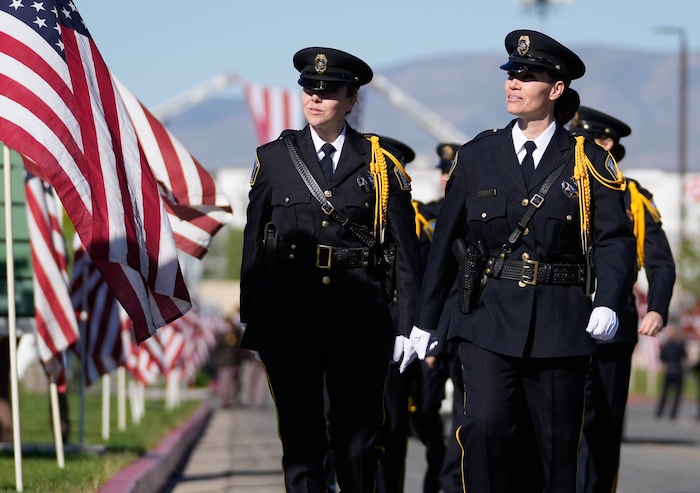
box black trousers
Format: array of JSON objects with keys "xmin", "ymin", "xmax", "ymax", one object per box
[
  {"xmin": 439, "ymin": 350, "xmax": 465, "ymax": 493},
  {"xmin": 261, "ymin": 352, "xmax": 389, "ymax": 493},
  {"xmin": 578, "ymin": 343, "xmax": 634, "ymax": 493},
  {"xmin": 458, "ymin": 341, "xmax": 589, "ymax": 493},
  {"xmin": 411, "ymin": 359, "xmax": 448, "ymax": 493}
]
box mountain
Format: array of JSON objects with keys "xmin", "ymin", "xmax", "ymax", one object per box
[{"xmin": 165, "ymin": 46, "xmax": 699, "ymax": 173}]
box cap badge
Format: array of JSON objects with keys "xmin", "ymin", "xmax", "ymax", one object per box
[
  {"xmin": 314, "ymin": 54, "xmax": 328, "ymax": 75},
  {"xmin": 517, "ymin": 35, "xmax": 531, "ymax": 56},
  {"xmin": 441, "ymin": 147, "xmax": 455, "ymax": 160}
]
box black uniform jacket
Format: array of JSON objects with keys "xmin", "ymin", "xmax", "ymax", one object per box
[
  {"xmin": 610, "ymin": 178, "xmax": 676, "ymax": 345},
  {"xmin": 240, "ymin": 124, "xmax": 421, "ymax": 361},
  {"xmin": 415, "ymin": 120, "xmax": 636, "ymax": 359}
]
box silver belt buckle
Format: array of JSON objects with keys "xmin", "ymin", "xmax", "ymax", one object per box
[
  {"xmin": 316, "ymin": 245, "xmax": 333, "ymax": 269},
  {"xmin": 519, "ymin": 259, "xmax": 539, "ymax": 287}
]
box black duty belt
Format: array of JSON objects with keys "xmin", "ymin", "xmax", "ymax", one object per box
[
  {"xmin": 277, "ymin": 241, "xmax": 375, "ymax": 269},
  {"xmin": 486, "ymin": 257, "xmax": 585, "ymax": 286}
]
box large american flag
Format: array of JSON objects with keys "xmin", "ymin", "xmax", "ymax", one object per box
[
  {"xmin": 244, "ymin": 82, "xmax": 303, "ymax": 145},
  {"xmin": 25, "ymin": 171, "xmax": 79, "ymax": 383},
  {"xmin": 0, "ymin": 0, "xmax": 190, "ymax": 342},
  {"xmin": 114, "ymin": 77, "xmax": 234, "ymax": 259}
]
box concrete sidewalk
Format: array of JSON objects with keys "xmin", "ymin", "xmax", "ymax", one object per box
[{"xmin": 159, "ymin": 397, "xmax": 700, "ymax": 493}]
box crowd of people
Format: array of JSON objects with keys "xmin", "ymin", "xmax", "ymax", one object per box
[{"xmin": 230, "ymin": 28, "xmax": 691, "ymax": 493}]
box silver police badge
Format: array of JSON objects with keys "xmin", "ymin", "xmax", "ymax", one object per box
[
  {"xmin": 561, "ymin": 176, "xmax": 578, "ymax": 198},
  {"xmin": 517, "ymin": 35, "xmax": 531, "ymax": 56},
  {"xmin": 314, "ymin": 54, "xmax": 328, "ymax": 74}
]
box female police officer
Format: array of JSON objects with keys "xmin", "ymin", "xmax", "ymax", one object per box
[
  {"xmin": 398, "ymin": 31, "xmax": 636, "ymax": 492},
  {"xmin": 239, "ymin": 47, "xmax": 421, "ymax": 493}
]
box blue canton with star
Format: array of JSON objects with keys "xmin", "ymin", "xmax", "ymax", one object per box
[{"xmin": 1, "ymin": 0, "xmax": 91, "ymax": 59}]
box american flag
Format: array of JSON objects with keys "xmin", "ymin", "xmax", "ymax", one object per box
[
  {"xmin": 114, "ymin": 77, "xmax": 234, "ymax": 259},
  {"xmin": 25, "ymin": 171, "xmax": 79, "ymax": 383},
  {"xmin": 70, "ymin": 237, "xmax": 125, "ymax": 386},
  {"xmin": 0, "ymin": 0, "xmax": 190, "ymax": 342},
  {"xmin": 243, "ymin": 82, "xmax": 303, "ymax": 145}
]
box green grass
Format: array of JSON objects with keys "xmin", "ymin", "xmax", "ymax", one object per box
[{"xmin": 0, "ymin": 386, "xmax": 204, "ymax": 492}]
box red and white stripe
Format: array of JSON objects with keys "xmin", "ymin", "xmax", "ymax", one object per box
[
  {"xmin": 114, "ymin": 77, "xmax": 234, "ymax": 259},
  {"xmin": 243, "ymin": 82, "xmax": 302, "ymax": 145},
  {"xmin": 25, "ymin": 172, "xmax": 79, "ymax": 382},
  {"xmin": 0, "ymin": 2, "xmax": 190, "ymax": 343}
]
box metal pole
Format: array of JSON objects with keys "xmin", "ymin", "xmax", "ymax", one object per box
[
  {"xmin": 4, "ymin": 145, "xmax": 23, "ymax": 491},
  {"xmin": 679, "ymin": 29, "xmax": 688, "ymax": 252}
]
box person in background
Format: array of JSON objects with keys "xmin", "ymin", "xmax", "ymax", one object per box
[
  {"xmin": 411, "ymin": 143, "xmax": 461, "ymax": 493},
  {"xmin": 655, "ymin": 323, "xmax": 687, "ymax": 419},
  {"xmin": 240, "ymin": 47, "xmax": 421, "ymax": 493},
  {"xmin": 570, "ymin": 106, "xmax": 676, "ymax": 493},
  {"xmin": 213, "ymin": 315, "xmax": 247, "ymax": 409},
  {"xmin": 398, "ymin": 29, "xmax": 636, "ymax": 492}
]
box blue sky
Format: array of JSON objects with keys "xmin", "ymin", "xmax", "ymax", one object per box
[{"xmin": 77, "ymin": 0, "xmax": 699, "ymax": 108}]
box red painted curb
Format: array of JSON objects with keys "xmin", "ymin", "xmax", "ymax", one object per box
[{"xmin": 97, "ymin": 399, "xmax": 213, "ymax": 493}]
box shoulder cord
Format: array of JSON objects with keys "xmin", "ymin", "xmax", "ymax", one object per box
[
  {"xmin": 627, "ymin": 179, "xmax": 662, "ymax": 269},
  {"xmin": 573, "ymin": 135, "xmax": 627, "ymax": 254},
  {"xmin": 412, "ymin": 200, "xmax": 433, "ymax": 238},
  {"xmin": 368, "ymin": 135, "xmax": 390, "ymax": 242}
]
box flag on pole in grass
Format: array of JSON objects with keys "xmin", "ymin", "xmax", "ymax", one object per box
[
  {"xmin": 114, "ymin": 77, "xmax": 234, "ymax": 259},
  {"xmin": 243, "ymin": 82, "xmax": 303, "ymax": 145},
  {"xmin": 0, "ymin": 0, "xmax": 190, "ymax": 342},
  {"xmin": 70, "ymin": 238, "xmax": 124, "ymax": 386},
  {"xmin": 25, "ymin": 172, "xmax": 79, "ymax": 384}
]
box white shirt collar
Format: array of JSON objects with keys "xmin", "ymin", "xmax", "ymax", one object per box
[
  {"xmin": 310, "ymin": 124, "xmax": 346, "ymax": 171},
  {"xmin": 511, "ymin": 120, "xmax": 557, "ymax": 168}
]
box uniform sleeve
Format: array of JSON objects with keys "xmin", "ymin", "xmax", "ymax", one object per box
[
  {"xmin": 639, "ymin": 184, "xmax": 676, "ymax": 325},
  {"xmin": 239, "ymin": 152, "xmax": 272, "ymax": 323},
  {"xmin": 588, "ymin": 147, "xmax": 637, "ymax": 311},
  {"xmin": 387, "ymin": 163, "xmax": 422, "ymax": 337},
  {"xmin": 414, "ymin": 153, "xmax": 466, "ymax": 331}
]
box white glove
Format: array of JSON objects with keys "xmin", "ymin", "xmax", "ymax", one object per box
[
  {"xmin": 409, "ymin": 326, "xmax": 439, "ymax": 360},
  {"xmin": 392, "ymin": 335, "xmax": 417, "ymax": 373},
  {"xmin": 585, "ymin": 306, "xmax": 619, "ymax": 341}
]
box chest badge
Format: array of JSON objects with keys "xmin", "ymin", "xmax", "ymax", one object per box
[
  {"xmin": 357, "ymin": 171, "xmax": 375, "ymax": 193},
  {"xmin": 561, "ymin": 176, "xmax": 578, "ymax": 199}
]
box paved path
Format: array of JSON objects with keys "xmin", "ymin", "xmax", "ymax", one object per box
[{"xmin": 162, "ymin": 397, "xmax": 700, "ymax": 493}]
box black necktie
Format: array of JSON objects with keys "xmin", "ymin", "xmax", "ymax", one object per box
[
  {"xmin": 319, "ymin": 143, "xmax": 335, "ymax": 182},
  {"xmin": 521, "ymin": 140, "xmax": 537, "ymax": 186}
]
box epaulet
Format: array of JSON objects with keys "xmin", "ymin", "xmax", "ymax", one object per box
[
  {"xmin": 278, "ymin": 129, "xmax": 297, "ymax": 139},
  {"xmin": 472, "ymin": 128, "xmax": 501, "ymax": 141}
]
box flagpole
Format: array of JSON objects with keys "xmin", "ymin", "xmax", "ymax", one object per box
[
  {"xmin": 78, "ymin": 269, "xmax": 87, "ymax": 444},
  {"xmin": 4, "ymin": 145, "xmax": 23, "ymax": 491},
  {"xmin": 102, "ymin": 373, "xmax": 110, "ymax": 440},
  {"xmin": 49, "ymin": 380, "xmax": 65, "ymax": 468},
  {"xmin": 117, "ymin": 366, "xmax": 126, "ymax": 431}
]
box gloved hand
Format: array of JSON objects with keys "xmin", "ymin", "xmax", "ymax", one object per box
[
  {"xmin": 392, "ymin": 335, "xmax": 417, "ymax": 373},
  {"xmin": 409, "ymin": 326, "xmax": 439, "ymax": 360},
  {"xmin": 585, "ymin": 306, "xmax": 619, "ymax": 341}
]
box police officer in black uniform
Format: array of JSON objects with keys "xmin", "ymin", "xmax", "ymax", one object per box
[
  {"xmin": 571, "ymin": 107, "xmax": 676, "ymax": 493},
  {"xmin": 240, "ymin": 47, "xmax": 421, "ymax": 493},
  {"xmin": 396, "ymin": 30, "xmax": 636, "ymax": 492},
  {"xmin": 411, "ymin": 143, "xmax": 460, "ymax": 493}
]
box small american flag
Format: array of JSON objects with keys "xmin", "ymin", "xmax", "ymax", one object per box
[
  {"xmin": 0, "ymin": 0, "xmax": 191, "ymax": 342},
  {"xmin": 25, "ymin": 171, "xmax": 79, "ymax": 383},
  {"xmin": 244, "ymin": 82, "xmax": 303, "ymax": 145},
  {"xmin": 70, "ymin": 237, "xmax": 125, "ymax": 386}
]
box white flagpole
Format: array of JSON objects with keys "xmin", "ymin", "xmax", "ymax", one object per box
[
  {"xmin": 4, "ymin": 144, "xmax": 23, "ymax": 491},
  {"xmin": 101, "ymin": 373, "xmax": 110, "ymax": 440},
  {"xmin": 117, "ymin": 366, "xmax": 126, "ymax": 431},
  {"xmin": 49, "ymin": 381, "xmax": 65, "ymax": 468}
]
